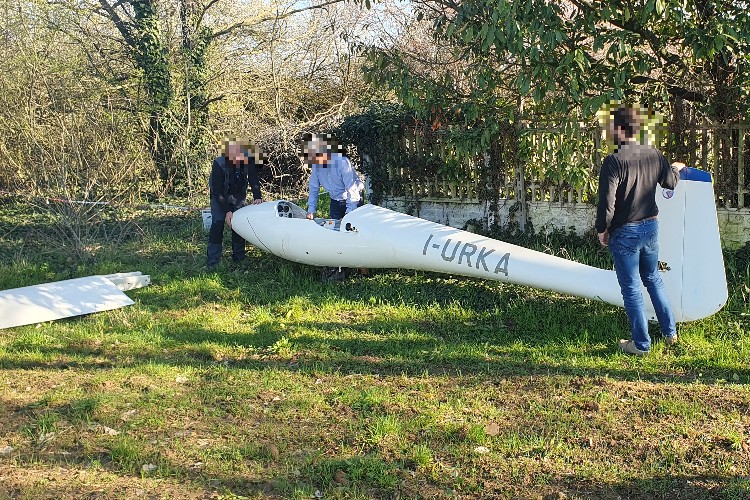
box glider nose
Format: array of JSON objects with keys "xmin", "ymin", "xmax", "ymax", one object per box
[{"xmin": 231, "ymin": 204, "xmax": 270, "ymax": 251}]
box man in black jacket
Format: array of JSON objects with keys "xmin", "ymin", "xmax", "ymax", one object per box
[
  {"xmin": 595, "ymin": 106, "xmax": 684, "ymax": 355},
  {"xmin": 206, "ymin": 139, "xmax": 262, "ymax": 269}
]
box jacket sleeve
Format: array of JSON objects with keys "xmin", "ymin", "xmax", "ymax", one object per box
[
  {"xmin": 658, "ymin": 152, "xmax": 680, "ymax": 190},
  {"xmin": 339, "ymin": 157, "xmax": 363, "ymax": 214},
  {"xmin": 595, "ymin": 155, "xmax": 619, "ymax": 233},
  {"xmin": 307, "ymin": 167, "xmax": 320, "ymax": 215},
  {"xmin": 247, "ymin": 157, "xmax": 262, "ymax": 200},
  {"xmin": 210, "ymin": 158, "xmax": 231, "ymax": 213}
]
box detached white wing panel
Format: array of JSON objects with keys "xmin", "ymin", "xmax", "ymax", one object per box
[{"xmin": 0, "ymin": 276, "xmax": 134, "ymax": 329}]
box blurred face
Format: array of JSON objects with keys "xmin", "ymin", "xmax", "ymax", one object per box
[
  {"xmin": 314, "ymin": 151, "xmax": 331, "ymax": 165},
  {"xmin": 227, "ymin": 143, "xmax": 246, "ymax": 165},
  {"xmin": 606, "ymin": 120, "xmax": 615, "ymax": 140},
  {"xmin": 306, "ymin": 139, "xmax": 330, "ymax": 165},
  {"xmin": 607, "ymin": 122, "xmax": 627, "ymax": 145}
]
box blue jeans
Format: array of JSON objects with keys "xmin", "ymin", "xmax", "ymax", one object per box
[{"xmin": 609, "ymin": 219, "xmax": 676, "ymax": 351}]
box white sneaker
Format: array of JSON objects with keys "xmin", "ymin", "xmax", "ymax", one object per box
[{"xmin": 619, "ymin": 339, "xmax": 649, "ymax": 356}]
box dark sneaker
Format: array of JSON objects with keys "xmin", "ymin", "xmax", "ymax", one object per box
[
  {"xmin": 321, "ymin": 266, "xmax": 348, "ymax": 282},
  {"xmin": 619, "ymin": 339, "xmax": 649, "ymax": 356}
]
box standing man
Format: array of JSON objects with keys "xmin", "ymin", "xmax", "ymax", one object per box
[
  {"xmin": 206, "ymin": 139, "xmax": 262, "ymax": 270},
  {"xmin": 303, "ymin": 134, "xmax": 364, "ymax": 220},
  {"xmin": 595, "ymin": 106, "xmax": 685, "ymax": 355}
]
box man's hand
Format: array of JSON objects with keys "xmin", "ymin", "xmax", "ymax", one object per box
[
  {"xmin": 306, "ymin": 213, "xmax": 315, "ymax": 220},
  {"xmin": 225, "ymin": 211, "xmax": 233, "ymax": 227},
  {"xmin": 671, "ymin": 161, "xmax": 687, "ymax": 170},
  {"xmin": 251, "ymin": 199, "xmax": 263, "ymax": 205},
  {"xmin": 598, "ymin": 231, "xmax": 609, "ymax": 247}
]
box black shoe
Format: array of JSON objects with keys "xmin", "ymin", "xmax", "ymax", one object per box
[{"xmin": 321, "ymin": 266, "xmax": 348, "ymax": 282}]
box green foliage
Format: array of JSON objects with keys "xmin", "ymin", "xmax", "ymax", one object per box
[
  {"xmin": 175, "ymin": 5, "xmax": 215, "ymax": 196},
  {"xmin": 132, "ymin": 0, "xmax": 188, "ymax": 193},
  {"xmin": 337, "ymin": 102, "xmax": 412, "ymax": 203},
  {"xmin": 133, "ymin": 0, "xmax": 173, "ymax": 112},
  {"xmin": 306, "ymin": 454, "xmax": 400, "ymax": 489},
  {"xmin": 521, "ymin": 122, "xmax": 603, "ymax": 201},
  {"xmin": 366, "ymin": 0, "xmax": 750, "ymax": 123},
  {"xmin": 0, "ymin": 1, "xmax": 152, "ymax": 198},
  {"xmin": 337, "ymin": 102, "xmax": 518, "ymax": 208},
  {"xmin": 89, "ymin": 0, "xmax": 220, "ymax": 195}
]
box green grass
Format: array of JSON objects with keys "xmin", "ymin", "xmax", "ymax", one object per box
[{"xmin": 0, "ymin": 200, "xmax": 749, "ymax": 499}]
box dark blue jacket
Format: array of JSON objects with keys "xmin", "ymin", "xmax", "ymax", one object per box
[{"xmin": 209, "ymin": 155, "xmax": 261, "ymax": 212}]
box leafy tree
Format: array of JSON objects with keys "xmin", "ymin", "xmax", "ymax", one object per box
[
  {"xmin": 92, "ymin": 0, "xmax": 353, "ymax": 194},
  {"xmin": 2, "ymin": 0, "xmax": 392, "ymax": 199},
  {"xmin": 95, "ymin": 0, "xmax": 177, "ymax": 189},
  {"xmin": 367, "ymin": 0, "xmax": 750, "ymax": 123}
]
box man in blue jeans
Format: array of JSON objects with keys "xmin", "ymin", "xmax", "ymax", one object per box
[{"xmin": 595, "ymin": 106, "xmax": 685, "ymax": 355}]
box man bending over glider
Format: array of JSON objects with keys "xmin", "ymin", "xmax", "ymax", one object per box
[
  {"xmin": 302, "ymin": 133, "xmax": 364, "ymax": 221},
  {"xmin": 595, "ymin": 105, "xmax": 685, "ymax": 356}
]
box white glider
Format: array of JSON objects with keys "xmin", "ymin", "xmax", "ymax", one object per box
[{"xmin": 231, "ymin": 168, "xmax": 727, "ymax": 322}]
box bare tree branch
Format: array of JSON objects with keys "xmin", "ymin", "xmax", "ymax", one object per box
[
  {"xmin": 96, "ymin": 0, "xmax": 136, "ymax": 48},
  {"xmin": 207, "ymin": 0, "xmax": 348, "ymax": 41}
]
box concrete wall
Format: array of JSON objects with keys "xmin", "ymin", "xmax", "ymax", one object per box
[
  {"xmin": 380, "ymin": 197, "xmax": 750, "ymax": 249},
  {"xmin": 527, "ymin": 202, "xmax": 596, "ymax": 236},
  {"xmin": 717, "ymin": 209, "xmax": 750, "ymax": 249},
  {"xmin": 377, "ymin": 198, "xmax": 513, "ymax": 231}
]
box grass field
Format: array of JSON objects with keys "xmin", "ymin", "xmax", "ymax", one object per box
[{"xmin": 1, "ymin": 200, "xmax": 749, "ymax": 499}]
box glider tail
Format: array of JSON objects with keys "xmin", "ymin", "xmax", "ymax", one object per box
[{"xmin": 655, "ymin": 167, "xmax": 728, "ymax": 322}]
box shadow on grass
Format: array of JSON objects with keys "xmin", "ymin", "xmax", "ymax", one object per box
[
  {"xmin": 2, "ymin": 451, "xmax": 747, "ymax": 500},
  {"xmin": 3, "ymin": 315, "xmax": 749, "ymax": 385},
  {"xmin": 2, "ymin": 216, "xmax": 749, "ymax": 385},
  {"xmin": 175, "ymin": 467, "xmax": 750, "ymax": 499}
]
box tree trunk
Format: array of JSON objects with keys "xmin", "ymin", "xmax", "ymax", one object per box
[
  {"xmin": 133, "ymin": 0, "xmax": 176, "ymax": 192},
  {"xmin": 179, "ymin": 0, "xmax": 212, "ymax": 196}
]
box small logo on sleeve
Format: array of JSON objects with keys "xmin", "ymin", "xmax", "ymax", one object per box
[{"xmin": 662, "ymin": 189, "xmax": 674, "ymax": 199}]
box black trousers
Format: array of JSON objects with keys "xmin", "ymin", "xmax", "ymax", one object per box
[
  {"xmin": 207, "ymin": 198, "xmax": 245, "ymax": 264},
  {"xmin": 329, "ymin": 197, "xmax": 364, "ymax": 220}
]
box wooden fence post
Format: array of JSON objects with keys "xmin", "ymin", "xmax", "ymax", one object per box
[
  {"xmin": 739, "ymin": 126, "xmax": 746, "ymax": 209},
  {"xmin": 701, "ymin": 120, "xmax": 708, "ymax": 169},
  {"xmin": 713, "ymin": 129, "xmax": 721, "ymax": 206},
  {"xmin": 516, "ymin": 123, "xmax": 527, "ymax": 231}
]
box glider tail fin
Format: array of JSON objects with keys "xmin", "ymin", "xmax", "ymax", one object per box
[{"xmin": 656, "ymin": 167, "xmax": 728, "ymax": 322}]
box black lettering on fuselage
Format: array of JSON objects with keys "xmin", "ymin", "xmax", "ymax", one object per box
[
  {"xmin": 422, "ymin": 234, "xmax": 433, "ymax": 255},
  {"xmin": 494, "ymin": 252, "xmax": 510, "ymax": 276},
  {"xmin": 441, "ymin": 239, "xmax": 461, "ymax": 262},
  {"xmin": 458, "ymin": 243, "xmax": 477, "ymax": 267},
  {"xmin": 421, "ymin": 234, "xmax": 510, "ymax": 277},
  {"xmin": 475, "ymin": 247, "xmax": 495, "ymax": 271}
]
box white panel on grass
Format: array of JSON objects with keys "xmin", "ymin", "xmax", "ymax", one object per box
[
  {"xmin": 0, "ymin": 276, "xmax": 135, "ymax": 329},
  {"xmin": 103, "ymin": 272, "xmax": 151, "ymax": 291}
]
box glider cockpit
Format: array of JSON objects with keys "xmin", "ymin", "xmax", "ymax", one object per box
[
  {"xmin": 276, "ymin": 200, "xmax": 307, "ymax": 219},
  {"xmin": 275, "ymin": 200, "xmax": 342, "ymax": 230}
]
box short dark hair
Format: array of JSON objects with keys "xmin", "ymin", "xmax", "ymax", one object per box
[{"xmin": 611, "ymin": 106, "xmax": 642, "ymax": 138}]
